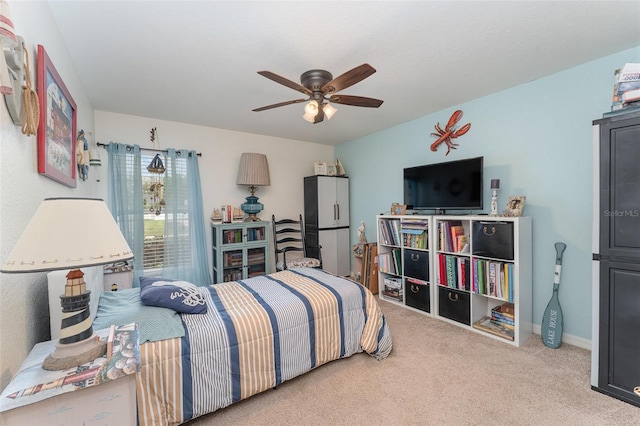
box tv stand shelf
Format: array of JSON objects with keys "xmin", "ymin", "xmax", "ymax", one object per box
[{"xmin": 377, "ymin": 214, "xmax": 532, "ymax": 346}]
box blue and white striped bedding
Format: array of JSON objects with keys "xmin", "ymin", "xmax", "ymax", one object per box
[{"xmin": 135, "ymin": 268, "xmax": 392, "ymax": 425}]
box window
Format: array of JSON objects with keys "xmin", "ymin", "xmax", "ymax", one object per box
[
  {"xmin": 142, "ymin": 152, "xmax": 165, "ymax": 269},
  {"xmin": 141, "ymin": 152, "xmax": 194, "ymax": 271},
  {"xmin": 107, "ymin": 142, "xmax": 210, "ymax": 285}
]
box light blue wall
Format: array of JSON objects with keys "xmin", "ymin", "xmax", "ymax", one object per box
[{"xmin": 336, "ymin": 46, "xmax": 640, "ymax": 342}]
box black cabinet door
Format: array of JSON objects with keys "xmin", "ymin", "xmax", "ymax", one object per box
[
  {"xmin": 597, "ymin": 260, "xmax": 640, "ymax": 407},
  {"xmin": 599, "ymin": 114, "xmax": 640, "ymax": 262},
  {"xmin": 595, "ymin": 111, "xmax": 640, "ymax": 407}
]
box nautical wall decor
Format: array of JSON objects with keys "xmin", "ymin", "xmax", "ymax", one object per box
[{"xmin": 429, "ymin": 110, "xmax": 471, "ymax": 156}]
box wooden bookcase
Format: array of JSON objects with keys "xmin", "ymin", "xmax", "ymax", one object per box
[{"xmin": 377, "ymin": 214, "xmax": 532, "ymax": 347}]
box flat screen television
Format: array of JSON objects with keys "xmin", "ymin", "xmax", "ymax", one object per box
[{"xmin": 403, "ymin": 156, "xmax": 483, "ymax": 213}]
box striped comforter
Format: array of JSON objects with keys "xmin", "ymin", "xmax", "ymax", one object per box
[{"xmin": 135, "ymin": 268, "xmax": 392, "ymax": 425}]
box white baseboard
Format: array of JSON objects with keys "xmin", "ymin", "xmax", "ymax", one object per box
[{"xmin": 532, "ymin": 324, "xmax": 592, "ymax": 350}]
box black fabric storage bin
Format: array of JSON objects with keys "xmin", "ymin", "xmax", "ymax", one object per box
[
  {"xmin": 438, "ymin": 286, "xmax": 470, "ymax": 325},
  {"xmin": 472, "ymin": 221, "xmax": 514, "ymax": 260},
  {"xmin": 405, "ymin": 279, "xmax": 430, "ymax": 313},
  {"xmin": 403, "ymin": 249, "xmax": 430, "ymax": 281}
]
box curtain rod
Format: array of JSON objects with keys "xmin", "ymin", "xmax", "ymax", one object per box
[{"xmin": 97, "ymin": 142, "xmax": 202, "ymax": 157}]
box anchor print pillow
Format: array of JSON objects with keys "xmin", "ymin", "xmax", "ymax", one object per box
[{"xmin": 139, "ymin": 276, "xmax": 208, "ymax": 314}]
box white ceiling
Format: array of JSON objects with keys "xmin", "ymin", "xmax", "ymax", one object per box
[{"xmin": 48, "ymin": 1, "xmax": 640, "ymax": 146}]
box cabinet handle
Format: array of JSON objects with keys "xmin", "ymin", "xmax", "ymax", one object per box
[
  {"xmin": 411, "ymin": 284, "xmax": 420, "ymax": 293},
  {"xmin": 336, "ymin": 204, "xmax": 340, "ymax": 221},
  {"xmin": 448, "ymin": 292, "xmax": 459, "ymax": 302},
  {"xmin": 482, "ymin": 226, "xmax": 496, "ymax": 236},
  {"xmin": 411, "ymin": 253, "xmax": 420, "ymax": 261}
]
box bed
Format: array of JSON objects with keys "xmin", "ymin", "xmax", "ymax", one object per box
[{"xmin": 91, "ymin": 267, "xmax": 392, "ymax": 425}]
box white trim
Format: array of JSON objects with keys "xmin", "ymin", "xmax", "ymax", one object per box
[{"xmin": 532, "ymin": 324, "xmax": 591, "ymax": 350}]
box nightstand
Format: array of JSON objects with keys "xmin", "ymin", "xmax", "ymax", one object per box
[{"xmin": 0, "ymin": 324, "xmax": 139, "ymax": 425}]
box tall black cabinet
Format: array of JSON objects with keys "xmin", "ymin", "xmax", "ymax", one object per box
[
  {"xmin": 304, "ymin": 175, "xmax": 350, "ymax": 276},
  {"xmin": 591, "ymin": 110, "xmax": 640, "ymax": 407}
]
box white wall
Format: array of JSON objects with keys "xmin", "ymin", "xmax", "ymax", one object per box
[
  {"xmin": 0, "ymin": 1, "xmax": 97, "ymax": 389},
  {"xmin": 0, "ymin": 2, "xmax": 334, "ymax": 391},
  {"xmin": 95, "ymin": 111, "xmax": 334, "ymax": 273}
]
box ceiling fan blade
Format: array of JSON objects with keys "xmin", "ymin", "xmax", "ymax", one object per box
[
  {"xmin": 257, "ymin": 71, "xmax": 312, "ymax": 96},
  {"xmin": 321, "ymin": 63, "xmax": 376, "ymax": 94},
  {"xmin": 252, "ymin": 98, "xmax": 307, "ymax": 112},
  {"xmin": 328, "ymin": 95, "xmax": 383, "ymax": 108}
]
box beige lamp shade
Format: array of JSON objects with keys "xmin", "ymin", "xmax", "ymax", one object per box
[
  {"xmin": 1, "ymin": 197, "xmax": 133, "ymax": 273},
  {"xmin": 236, "ymin": 153, "xmax": 271, "ymax": 187}
]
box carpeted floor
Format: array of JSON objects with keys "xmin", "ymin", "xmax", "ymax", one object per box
[{"xmin": 184, "ymin": 299, "xmax": 640, "ymax": 425}]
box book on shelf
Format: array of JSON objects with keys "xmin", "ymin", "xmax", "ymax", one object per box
[
  {"xmin": 406, "ymin": 277, "xmax": 427, "ymax": 286},
  {"xmin": 438, "ymin": 220, "xmax": 465, "ymax": 252},
  {"xmin": 378, "ymin": 248, "xmax": 401, "ymax": 275},
  {"xmin": 379, "ymin": 219, "xmax": 401, "ymax": 246},
  {"xmin": 450, "ymin": 224, "xmax": 464, "ymax": 252},
  {"xmin": 401, "ymin": 220, "xmax": 429, "ymax": 249},
  {"xmin": 392, "ymin": 248, "xmax": 402, "ymax": 275},
  {"xmin": 472, "ymin": 317, "xmax": 514, "ymax": 341},
  {"xmin": 402, "ymin": 228, "xmax": 428, "ymax": 249},
  {"xmin": 382, "ymin": 276, "xmax": 403, "ymax": 301},
  {"xmin": 490, "ymin": 303, "xmax": 515, "ymax": 330}
]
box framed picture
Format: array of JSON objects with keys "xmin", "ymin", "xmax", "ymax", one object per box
[
  {"xmin": 37, "ymin": 45, "xmax": 77, "ymax": 188},
  {"xmin": 327, "ymin": 164, "xmax": 337, "ymax": 176},
  {"xmin": 390, "ymin": 203, "xmax": 407, "ymax": 215},
  {"xmin": 502, "ymin": 196, "xmax": 526, "ymax": 217},
  {"xmin": 314, "ymin": 161, "xmax": 327, "ymax": 175}
]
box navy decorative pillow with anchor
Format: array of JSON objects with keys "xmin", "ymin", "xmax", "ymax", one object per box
[{"xmin": 139, "ymin": 276, "xmax": 208, "ymax": 314}]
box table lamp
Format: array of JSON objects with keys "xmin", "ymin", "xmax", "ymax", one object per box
[
  {"xmin": 1, "ymin": 198, "xmax": 134, "ymax": 370},
  {"xmin": 236, "ymin": 152, "xmax": 271, "ymax": 221}
]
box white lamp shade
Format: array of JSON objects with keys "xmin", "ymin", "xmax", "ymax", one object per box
[
  {"xmin": 1, "ymin": 198, "xmax": 133, "ymax": 273},
  {"xmin": 236, "ymin": 153, "xmax": 270, "ymax": 186},
  {"xmin": 0, "ymin": 0, "xmax": 17, "ymax": 47}
]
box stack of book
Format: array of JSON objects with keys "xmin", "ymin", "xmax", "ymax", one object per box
[
  {"xmin": 491, "ymin": 303, "xmax": 515, "ymax": 332},
  {"xmin": 401, "ymin": 220, "xmax": 429, "ymax": 249},
  {"xmin": 472, "ymin": 303, "xmax": 515, "ymax": 341},
  {"xmin": 379, "ymin": 219, "xmax": 401, "ymax": 246},
  {"xmin": 611, "ymin": 63, "xmax": 640, "ymax": 111},
  {"xmin": 378, "ymin": 248, "xmax": 402, "ymax": 275},
  {"xmin": 471, "ymin": 259, "xmax": 514, "ymax": 302},
  {"xmin": 382, "ymin": 277, "xmax": 403, "ymax": 302},
  {"xmin": 438, "ymin": 220, "xmax": 468, "ymax": 253},
  {"xmin": 437, "ymin": 254, "xmax": 470, "ymax": 291}
]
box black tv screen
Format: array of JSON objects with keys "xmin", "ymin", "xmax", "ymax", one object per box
[{"xmin": 403, "ymin": 157, "xmax": 483, "ymax": 212}]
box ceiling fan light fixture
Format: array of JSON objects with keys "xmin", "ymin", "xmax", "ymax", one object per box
[
  {"xmin": 303, "ymin": 100, "xmax": 320, "ymax": 123},
  {"xmin": 323, "ymin": 103, "xmax": 337, "ymax": 120},
  {"xmin": 303, "ymin": 112, "xmax": 316, "ymax": 123},
  {"xmin": 304, "ymin": 100, "xmax": 319, "ymax": 115}
]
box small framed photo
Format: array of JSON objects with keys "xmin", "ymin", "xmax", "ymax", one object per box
[
  {"xmin": 327, "ymin": 164, "xmax": 337, "ymax": 176},
  {"xmin": 502, "ymin": 196, "xmax": 526, "ymax": 217},
  {"xmin": 390, "ymin": 203, "xmax": 407, "ymax": 215},
  {"xmin": 314, "ymin": 161, "xmax": 327, "ymax": 175},
  {"xmin": 37, "ymin": 45, "xmax": 77, "ymax": 188}
]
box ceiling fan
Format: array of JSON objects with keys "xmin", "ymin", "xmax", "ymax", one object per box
[{"xmin": 252, "ymin": 63, "xmax": 383, "ymax": 124}]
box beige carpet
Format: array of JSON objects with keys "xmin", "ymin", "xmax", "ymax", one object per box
[{"xmin": 184, "ymin": 299, "xmax": 640, "ymax": 425}]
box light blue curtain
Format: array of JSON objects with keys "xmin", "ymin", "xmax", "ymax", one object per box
[
  {"xmin": 106, "ymin": 142, "xmax": 144, "ymax": 287},
  {"xmin": 162, "ymin": 148, "xmax": 211, "ymax": 285}
]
